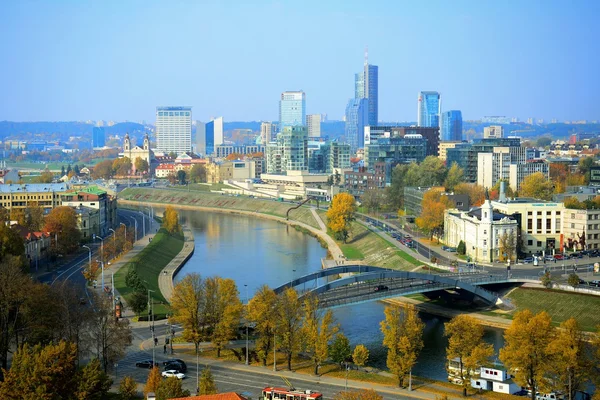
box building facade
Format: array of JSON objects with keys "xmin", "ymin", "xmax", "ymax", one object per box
[
  {"xmin": 60, "ymin": 186, "xmax": 117, "ymax": 236},
  {"xmin": 438, "ymin": 141, "xmax": 462, "ymax": 161},
  {"xmin": 206, "ymin": 160, "xmax": 256, "ymax": 184},
  {"xmin": 562, "ymin": 208, "xmax": 600, "ymax": 251},
  {"xmin": 483, "ymin": 125, "xmax": 503, "ymax": 139},
  {"xmin": 155, "ymin": 106, "xmax": 192, "ymax": 154},
  {"xmin": 121, "ymin": 133, "xmax": 154, "ymax": 173},
  {"xmin": 0, "ymin": 183, "xmax": 68, "ymax": 212},
  {"xmin": 441, "ymin": 110, "xmax": 462, "ymax": 141},
  {"xmin": 417, "ymin": 91, "xmax": 441, "ymax": 128},
  {"xmin": 215, "ymin": 145, "xmax": 265, "ymax": 159},
  {"xmin": 201, "ymin": 117, "xmax": 224, "ymax": 156},
  {"xmin": 279, "ymin": 91, "xmax": 306, "ymax": 128},
  {"xmin": 345, "ymin": 98, "xmax": 369, "ymax": 150},
  {"xmin": 92, "ymin": 127, "xmax": 106, "ymax": 148},
  {"xmin": 260, "ymin": 122, "xmax": 275, "ymax": 145},
  {"xmin": 364, "ymin": 136, "xmax": 427, "ymax": 170},
  {"xmin": 344, "ymin": 164, "xmax": 386, "ymax": 198},
  {"xmin": 306, "ymin": 114, "xmax": 321, "ymax": 138},
  {"xmin": 265, "ymin": 126, "xmax": 308, "ymax": 174}
]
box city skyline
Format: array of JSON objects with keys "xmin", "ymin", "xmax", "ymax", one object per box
[{"xmin": 1, "ymin": 1, "xmax": 599, "ymax": 122}]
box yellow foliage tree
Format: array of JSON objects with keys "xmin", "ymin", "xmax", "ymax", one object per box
[
  {"xmin": 416, "ymin": 188, "xmax": 454, "ymax": 240},
  {"xmin": 118, "ymin": 376, "xmax": 138, "ymax": 400},
  {"xmin": 334, "ymin": 389, "xmax": 383, "ymax": 400},
  {"xmin": 352, "ymin": 344, "xmax": 369, "ymax": 367},
  {"xmin": 303, "ymin": 294, "xmax": 339, "ymax": 375},
  {"xmin": 170, "ymin": 273, "xmax": 206, "ymax": 354},
  {"xmin": 144, "ymin": 366, "xmax": 161, "ymax": 398},
  {"xmin": 162, "ymin": 205, "xmax": 180, "ymax": 234},
  {"xmin": 247, "ymin": 285, "xmax": 278, "ymax": 366},
  {"xmin": 205, "ymin": 277, "xmax": 243, "ymax": 357},
  {"xmin": 519, "ymin": 172, "xmax": 554, "ymax": 200},
  {"xmin": 327, "ymin": 193, "xmax": 357, "ymax": 243},
  {"xmin": 276, "ymin": 288, "xmax": 303, "ymax": 371}
]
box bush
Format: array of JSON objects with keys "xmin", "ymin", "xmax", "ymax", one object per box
[{"xmin": 456, "ymin": 240, "xmax": 466, "ymax": 255}]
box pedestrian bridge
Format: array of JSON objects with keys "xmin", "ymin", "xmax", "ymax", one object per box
[{"xmin": 273, "ymin": 265, "xmax": 539, "ymax": 309}]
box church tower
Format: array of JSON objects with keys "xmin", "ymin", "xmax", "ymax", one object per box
[
  {"xmin": 143, "ymin": 133, "xmax": 150, "ymax": 151},
  {"xmin": 123, "ymin": 133, "xmax": 131, "ymax": 152}
]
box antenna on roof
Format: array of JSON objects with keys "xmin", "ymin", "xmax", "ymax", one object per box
[{"xmin": 364, "ymin": 45, "xmax": 368, "ymax": 66}]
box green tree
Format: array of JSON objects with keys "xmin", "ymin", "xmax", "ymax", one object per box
[
  {"xmin": 456, "ymin": 240, "xmax": 466, "ymax": 255},
  {"xmin": 568, "ymin": 273, "xmax": 581, "ymax": 289},
  {"xmin": 177, "ymin": 170, "xmax": 187, "ymax": 185},
  {"xmin": 44, "ymin": 206, "xmax": 82, "ymax": 255},
  {"xmin": 444, "ymin": 315, "xmax": 494, "ymax": 396},
  {"xmin": 118, "ymin": 376, "xmax": 138, "ymax": 400},
  {"xmin": 156, "ymin": 377, "xmax": 190, "ymax": 400},
  {"xmin": 205, "ymin": 277, "xmax": 243, "ymax": 357},
  {"xmin": 129, "ymin": 289, "xmax": 148, "ymax": 316},
  {"xmin": 199, "ymin": 367, "xmax": 218, "ymax": 395},
  {"xmin": 499, "ymin": 310, "xmax": 554, "ymax": 400},
  {"xmin": 162, "ymin": 206, "xmax": 180, "ymax": 234},
  {"xmin": 0, "ymin": 222, "xmax": 25, "ymax": 262},
  {"xmin": 380, "ymin": 305, "xmax": 424, "ymax": 388},
  {"xmin": 247, "ymin": 285, "xmax": 278, "ymax": 366},
  {"xmin": 360, "ymin": 189, "xmax": 387, "ymax": 213},
  {"xmin": 444, "ymin": 162, "xmax": 464, "ymax": 191},
  {"xmin": 76, "ymin": 358, "xmax": 112, "ymax": 400},
  {"xmin": 418, "ymin": 156, "xmax": 448, "ymax": 187},
  {"xmin": 276, "ymin": 288, "xmax": 303, "ymax": 370},
  {"xmin": 134, "ymin": 157, "xmax": 149, "ymax": 174},
  {"xmin": 302, "ymin": 294, "xmax": 339, "ymax": 375},
  {"xmin": 190, "ymin": 164, "xmax": 207, "ymax": 183},
  {"xmin": 578, "ymin": 156, "xmax": 597, "ymax": 184},
  {"xmin": 329, "ymin": 333, "xmax": 352, "ymax": 367},
  {"xmin": 519, "ymin": 172, "xmax": 554, "ymax": 200},
  {"xmin": 536, "ymin": 136, "xmax": 553, "ymax": 148},
  {"xmin": 144, "ymin": 366, "xmax": 161, "ymax": 398},
  {"xmin": 326, "ymin": 193, "xmax": 357, "ymax": 243},
  {"xmin": 386, "ymin": 164, "xmax": 411, "ymax": 209},
  {"xmin": 352, "ymin": 344, "xmax": 370, "ymax": 367}
]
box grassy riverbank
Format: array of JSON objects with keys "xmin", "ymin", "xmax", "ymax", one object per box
[{"xmin": 114, "ymin": 228, "xmax": 183, "ymax": 318}]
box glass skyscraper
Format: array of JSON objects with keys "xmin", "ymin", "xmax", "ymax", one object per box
[
  {"xmin": 354, "ymin": 63, "xmax": 378, "ymax": 127},
  {"xmin": 92, "ymin": 127, "xmax": 105, "ymax": 148},
  {"xmin": 345, "ymin": 98, "xmax": 369, "ymax": 151},
  {"xmin": 279, "ymin": 91, "xmax": 306, "ymax": 128},
  {"xmin": 441, "ymin": 110, "xmax": 463, "ymax": 141},
  {"xmin": 202, "ymin": 117, "xmax": 223, "ymax": 156},
  {"xmin": 417, "ymin": 91, "xmax": 441, "ymax": 128},
  {"xmin": 156, "ymin": 106, "xmax": 192, "ymax": 154}
]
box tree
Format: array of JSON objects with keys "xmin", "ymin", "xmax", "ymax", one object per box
[
  {"xmin": 454, "ymin": 182, "xmax": 486, "ymax": 207},
  {"xmin": 444, "ymin": 162, "xmax": 464, "ymax": 191},
  {"xmin": 302, "ymin": 294, "xmax": 339, "ymax": 375},
  {"xmin": 205, "ymin": 277, "xmax": 243, "ymax": 357},
  {"xmin": 416, "ymin": 188, "xmax": 454, "ymax": 240},
  {"xmin": 162, "ymin": 206, "xmax": 180, "ymax": 234},
  {"xmin": 199, "ymin": 367, "xmax": 218, "ymax": 395},
  {"xmin": 546, "ymin": 318, "xmax": 591, "ymax": 400},
  {"xmin": 112, "ymin": 157, "xmax": 132, "ymax": 176},
  {"xmin": 248, "ymin": 285, "xmax": 278, "ymax": 366},
  {"xmin": 386, "ymin": 164, "xmax": 411, "ymax": 209},
  {"xmin": 0, "ymin": 222, "xmax": 25, "ymax": 262},
  {"xmin": 276, "ymin": 288, "xmax": 303, "ymax": 370},
  {"xmin": 61, "ymin": 165, "xmax": 66, "ymax": 176},
  {"xmin": 536, "ymin": 136, "xmax": 552, "ymax": 148},
  {"xmin": 329, "ymin": 333, "xmax": 352, "ymax": 367},
  {"xmin": 568, "ymin": 273, "xmax": 581, "ymax": 288},
  {"xmin": 44, "ymin": 206, "xmax": 81, "ymax": 255},
  {"xmin": 129, "ymin": 289, "xmax": 148, "ymax": 316},
  {"xmin": 578, "ymin": 156, "xmax": 597, "ymax": 184},
  {"xmin": 0, "ymin": 341, "xmax": 78, "ymax": 399},
  {"xmin": 360, "ymin": 189, "xmax": 387, "ymax": 213},
  {"xmin": 170, "ymin": 273, "xmax": 206, "ymax": 355},
  {"xmin": 352, "ymin": 344, "xmax": 369, "ymax": 367},
  {"xmin": 541, "ymin": 271, "xmax": 553, "ymax": 288},
  {"xmin": 326, "ymin": 193, "xmax": 357, "ymax": 243},
  {"xmin": 144, "ymin": 366, "xmax": 162, "ymax": 398},
  {"xmin": 444, "ymin": 315, "xmax": 494, "ymax": 396},
  {"xmin": 33, "ymin": 170, "xmax": 55, "ymax": 183},
  {"xmin": 118, "ymin": 376, "xmax": 138, "ymax": 400},
  {"xmin": 134, "ymin": 157, "xmax": 149, "ymax": 174},
  {"xmin": 519, "ymin": 172, "xmax": 554, "ymax": 200},
  {"xmin": 177, "ymin": 170, "xmax": 187, "ymax": 185},
  {"xmin": 418, "ymin": 156, "xmax": 448, "ymax": 187},
  {"xmin": 26, "ymin": 201, "xmax": 46, "ymax": 231},
  {"xmin": 498, "ymin": 231, "xmax": 517, "ymax": 262},
  {"xmin": 456, "ymin": 240, "xmax": 466, "ymax": 255},
  {"xmin": 91, "ymin": 159, "xmax": 114, "ymax": 179},
  {"xmin": 380, "ymin": 304, "xmax": 424, "ymax": 388},
  {"xmin": 190, "ymin": 164, "xmax": 207, "ymax": 183},
  {"xmin": 499, "ymin": 310, "xmax": 554, "ymax": 400},
  {"xmin": 156, "ymin": 377, "xmax": 190, "ymax": 400},
  {"xmin": 334, "ymin": 389, "xmax": 383, "ymax": 400},
  {"xmin": 76, "ymin": 358, "xmax": 112, "ymax": 400}
]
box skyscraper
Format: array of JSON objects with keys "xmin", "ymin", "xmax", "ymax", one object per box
[
  {"xmin": 202, "ymin": 117, "xmax": 224, "ymax": 156},
  {"xmin": 354, "ymin": 54, "xmax": 378, "ymax": 126},
  {"xmin": 260, "ymin": 122, "xmax": 275, "ymax": 145},
  {"xmin": 265, "ymin": 126, "xmax": 308, "ymax": 173},
  {"xmin": 279, "ymin": 91, "xmax": 306, "ymax": 128},
  {"xmin": 92, "ymin": 127, "xmax": 105, "ymax": 148},
  {"xmin": 345, "ymin": 98, "xmax": 369, "ymax": 150},
  {"xmin": 417, "ymin": 92, "xmax": 441, "ymax": 128},
  {"xmin": 156, "ymin": 106, "xmax": 192, "ymax": 154},
  {"xmin": 441, "ymin": 110, "xmax": 463, "ymax": 141},
  {"xmin": 306, "ymin": 114, "xmax": 322, "ymax": 138}
]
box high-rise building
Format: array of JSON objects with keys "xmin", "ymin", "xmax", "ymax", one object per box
[
  {"xmin": 265, "ymin": 126, "xmax": 308, "ymax": 174},
  {"xmin": 260, "ymin": 122, "xmax": 275, "ymax": 145},
  {"xmin": 345, "ymin": 98, "xmax": 369, "ymax": 150},
  {"xmin": 202, "ymin": 117, "xmax": 224, "ymax": 156},
  {"xmin": 279, "ymin": 91, "xmax": 306, "ymax": 128},
  {"xmin": 354, "ymin": 56, "xmax": 378, "ymax": 126},
  {"xmin": 441, "ymin": 110, "xmax": 463, "ymax": 141},
  {"xmin": 306, "ymin": 114, "xmax": 322, "ymax": 138},
  {"xmin": 92, "ymin": 127, "xmax": 105, "ymax": 148},
  {"xmin": 417, "ymin": 91, "xmax": 441, "ymax": 128},
  {"xmin": 156, "ymin": 106, "xmax": 192, "ymax": 154},
  {"xmin": 483, "ymin": 125, "xmax": 503, "ymax": 139}
]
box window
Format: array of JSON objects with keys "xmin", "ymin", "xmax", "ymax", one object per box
[
  {"xmin": 528, "ymin": 219, "xmax": 533, "ymax": 230},
  {"xmin": 528, "ymin": 211, "xmax": 533, "ymax": 216},
  {"xmin": 537, "ymin": 219, "xmax": 542, "ymax": 230},
  {"xmin": 483, "ymin": 240, "xmax": 487, "ymax": 246},
  {"xmin": 556, "ymin": 211, "xmax": 561, "ymax": 216},
  {"xmin": 546, "ymin": 218, "xmax": 551, "ymax": 230},
  {"xmin": 572, "ymin": 213, "xmax": 575, "ymax": 219},
  {"xmin": 483, "ymin": 230, "xmax": 487, "ymax": 234},
  {"xmin": 527, "ymin": 240, "xmax": 533, "ymax": 246}
]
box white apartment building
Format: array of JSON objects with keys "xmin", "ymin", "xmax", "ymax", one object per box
[
  {"xmin": 260, "ymin": 122, "xmax": 275, "ymax": 145},
  {"xmin": 477, "ymin": 146, "xmax": 545, "ymax": 190},
  {"xmin": 306, "ymin": 114, "xmax": 322, "ymax": 138},
  {"xmin": 562, "ymin": 208, "xmax": 600, "ymax": 251},
  {"xmin": 483, "ymin": 125, "xmax": 503, "ymax": 139},
  {"xmin": 156, "ymin": 106, "xmax": 192, "ymax": 154}
]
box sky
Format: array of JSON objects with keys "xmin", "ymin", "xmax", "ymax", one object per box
[{"xmin": 1, "ymin": 0, "xmax": 599, "ymax": 123}]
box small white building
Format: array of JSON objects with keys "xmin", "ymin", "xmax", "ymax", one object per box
[{"xmin": 471, "ymin": 365, "xmax": 521, "ymax": 395}]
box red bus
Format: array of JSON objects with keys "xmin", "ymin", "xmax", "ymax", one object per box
[{"xmin": 261, "ymin": 387, "xmax": 323, "ymax": 400}]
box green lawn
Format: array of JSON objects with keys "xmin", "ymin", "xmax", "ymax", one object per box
[
  {"xmin": 507, "ymin": 287, "xmax": 600, "ymax": 331},
  {"xmin": 114, "ymin": 228, "xmax": 183, "ymax": 317}
]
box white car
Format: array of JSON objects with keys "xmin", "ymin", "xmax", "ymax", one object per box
[{"xmin": 162, "ymin": 370, "xmax": 186, "ymax": 380}]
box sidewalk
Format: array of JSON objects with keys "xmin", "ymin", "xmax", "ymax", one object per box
[{"xmin": 158, "ymin": 226, "xmax": 195, "ymax": 302}]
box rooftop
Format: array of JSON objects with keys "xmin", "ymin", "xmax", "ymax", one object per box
[{"xmin": 0, "ymin": 183, "xmax": 68, "ymax": 193}]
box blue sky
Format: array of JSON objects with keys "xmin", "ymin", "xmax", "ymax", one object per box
[{"xmin": 1, "ymin": 0, "xmax": 599, "ymax": 122}]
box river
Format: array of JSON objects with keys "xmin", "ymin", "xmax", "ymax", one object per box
[{"xmin": 176, "ymin": 210, "xmax": 506, "ymax": 381}]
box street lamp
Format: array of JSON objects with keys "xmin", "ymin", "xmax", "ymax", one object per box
[
  {"xmin": 147, "ymin": 289, "xmax": 156, "ymax": 365},
  {"xmin": 109, "ymin": 228, "xmax": 116, "ymax": 247},
  {"xmin": 82, "ymin": 245, "xmax": 91, "ymax": 280},
  {"xmin": 95, "ymin": 235, "xmax": 104, "ymax": 263},
  {"xmin": 138, "ymin": 211, "xmax": 146, "ymax": 237},
  {"xmin": 244, "ymin": 284, "xmax": 249, "ymax": 365},
  {"xmin": 120, "ymin": 222, "xmax": 127, "ymax": 243},
  {"xmin": 96, "ymin": 260, "xmax": 104, "ymax": 292}
]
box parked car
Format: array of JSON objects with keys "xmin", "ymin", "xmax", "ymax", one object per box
[
  {"xmin": 135, "ymin": 360, "xmax": 158, "ymax": 369},
  {"xmin": 162, "ymin": 370, "xmax": 186, "ymax": 380},
  {"xmin": 571, "ymin": 253, "xmax": 583, "ymax": 259},
  {"xmin": 523, "ymin": 257, "xmax": 534, "ymax": 264},
  {"xmin": 442, "ymin": 246, "xmax": 457, "ymax": 253},
  {"xmin": 544, "ymin": 255, "xmax": 554, "ymax": 262},
  {"xmin": 589, "ymin": 280, "xmax": 600, "ymax": 288},
  {"xmin": 374, "ymin": 285, "xmax": 389, "ymax": 292},
  {"xmin": 553, "ymin": 254, "xmax": 564, "ymax": 260}
]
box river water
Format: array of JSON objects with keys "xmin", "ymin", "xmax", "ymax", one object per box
[{"xmin": 176, "ymin": 210, "xmax": 505, "ymax": 381}]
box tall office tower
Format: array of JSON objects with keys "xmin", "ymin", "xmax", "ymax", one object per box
[
  {"xmin": 483, "ymin": 125, "xmax": 504, "ymax": 139},
  {"xmin": 156, "ymin": 106, "xmax": 192, "ymax": 154},
  {"xmin": 354, "ymin": 52, "xmax": 378, "ymax": 126},
  {"xmin": 203, "ymin": 117, "xmax": 224, "ymax": 156},
  {"xmin": 260, "ymin": 122, "xmax": 275, "ymax": 145},
  {"xmin": 441, "ymin": 110, "xmax": 463, "ymax": 141},
  {"xmin": 279, "ymin": 91, "xmax": 306, "ymax": 128},
  {"xmin": 417, "ymin": 91, "xmax": 441, "ymax": 128},
  {"xmin": 92, "ymin": 127, "xmax": 105, "ymax": 148},
  {"xmin": 345, "ymin": 98, "xmax": 369, "ymax": 150},
  {"xmin": 306, "ymin": 114, "xmax": 322, "ymax": 138}
]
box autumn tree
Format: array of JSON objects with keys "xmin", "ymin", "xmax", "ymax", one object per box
[
  {"xmin": 454, "ymin": 183, "xmax": 486, "ymax": 207},
  {"xmin": 490, "ymin": 179, "xmax": 516, "ymax": 200},
  {"xmin": 276, "ymin": 287, "xmax": 303, "ymax": 370},
  {"xmin": 199, "ymin": 367, "xmax": 218, "ymax": 395},
  {"xmin": 444, "ymin": 162, "xmax": 464, "ymax": 191},
  {"xmin": 499, "ymin": 310, "xmax": 554, "ymax": 400},
  {"xmin": 498, "ymin": 230, "xmax": 517, "ymax": 262},
  {"xmin": 205, "ymin": 276, "xmax": 243, "ymax": 357},
  {"xmin": 329, "ymin": 333, "xmax": 352, "ymax": 367},
  {"xmin": 380, "ymin": 304, "xmax": 424, "ymax": 388},
  {"xmin": 568, "ymin": 273, "xmax": 581, "ymax": 288},
  {"xmin": 25, "ymin": 201, "xmax": 46, "ymax": 231},
  {"xmin": 327, "ymin": 193, "xmax": 357, "ymax": 243},
  {"xmin": 519, "ymin": 172, "xmax": 554, "ymax": 200},
  {"xmin": 162, "ymin": 205, "xmax": 180, "ymax": 234},
  {"xmin": 170, "ymin": 273, "xmax": 206, "ymax": 354},
  {"xmin": 134, "ymin": 157, "xmax": 149, "ymax": 174},
  {"xmin": 416, "ymin": 188, "xmax": 454, "ymax": 240},
  {"xmin": 444, "ymin": 315, "xmax": 494, "ymax": 396},
  {"xmin": 112, "ymin": 157, "xmax": 132, "ymax": 176},
  {"xmin": 91, "ymin": 159, "xmax": 114, "ymax": 179},
  {"xmin": 76, "ymin": 358, "xmax": 112, "ymax": 400},
  {"xmin": 352, "ymin": 344, "xmax": 370, "ymax": 367},
  {"xmin": 190, "ymin": 164, "xmax": 207, "ymax": 183},
  {"xmin": 0, "ymin": 222, "xmax": 25, "ymax": 262},
  {"xmin": 44, "ymin": 205, "xmax": 82, "ymax": 255},
  {"xmin": 144, "ymin": 366, "xmax": 162, "ymax": 398},
  {"xmin": 156, "ymin": 377, "xmax": 190, "ymax": 400},
  {"xmin": 541, "ymin": 271, "xmax": 553, "ymax": 289},
  {"xmin": 33, "ymin": 170, "xmax": 55, "ymax": 183},
  {"xmin": 334, "ymin": 389, "xmax": 383, "ymax": 400},
  {"xmin": 302, "ymin": 294, "xmax": 339, "ymax": 375},
  {"xmin": 248, "ymin": 285, "xmax": 278, "ymax": 366},
  {"xmin": 118, "ymin": 376, "xmax": 138, "ymax": 400}
]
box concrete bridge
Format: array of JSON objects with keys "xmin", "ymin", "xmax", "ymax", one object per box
[{"xmin": 273, "ymin": 265, "xmax": 539, "ymax": 309}]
